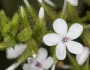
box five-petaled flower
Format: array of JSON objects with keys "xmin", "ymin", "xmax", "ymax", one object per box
[
  {"xmin": 43, "ymin": 18, "xmax": 83, "ymax": 60},
  {"xmin": 76, "ymin": 47, "xmax": 89, "ymax": 65},
  {"xmin": 22, "ymin": 48, "xmax": 54, "ymax": 70}
]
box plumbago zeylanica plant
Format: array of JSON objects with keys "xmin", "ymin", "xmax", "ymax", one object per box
[{"xmin": 0, "ymin": 0, "xmax": 90, "ymax": 70}]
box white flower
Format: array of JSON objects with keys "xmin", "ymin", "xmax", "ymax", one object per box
[
  {"xmin": 6, "ymin": 43, "xmax": 26, "ymax": 59},
  {"xmin": 6, "ymin": 62, "xmax": 20, "ymax": 70},
  {"xmin": 76, "ymin": 47, "xmax": 89, "ymax": 65},
  {"xmin": 43, "ymin": 0, "xmax": 55, "ymax": 7},
  {"xmin": 43, "ymin": 18, "xmax": 83, "ymax": 60},
  {"xmin": 39, "ymin": 7, "xmax": 44, "ymax": 19},
  {"xmin": 22, "ymin": 48, "xmax": 54, "ymax": 70},
  {"xmin": 67, "ymin": 0, "xmax": 78, "ymax": 6}
]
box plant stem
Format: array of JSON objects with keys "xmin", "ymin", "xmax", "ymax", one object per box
[
  {"xmin": 84, "ymin": 24, "xmax": 90, "ymax": 29},
  {"xmin": 62, "ymin": 0, "xmax": 67, "ymax": 15},
  {"xmin": 86, "ymin": 55, "xmax": 89, "ymax": 70},
  {"xmin": 67, "ymin": 51, "xmax": 80, "ymax": 70},
  {"xmin": 60, "ymin": 0, "xmax": 67, "ymax": 18}
]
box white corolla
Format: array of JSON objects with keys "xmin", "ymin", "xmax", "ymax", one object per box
[
  {"xmin": 43, "ymin": 18, "xmax": 83, "ymax": 60},
  {"xmin": 76, "ymin": 47, "xmax": 89, "ymax": 65},
  {"xmin": 22, "ymin": 48, "xmax": 54, "ymax": 70},
  {"xmin": 6, "ymin": 43, "xmax": 26, "ymax": 59},
  {"xmin": 67, "ymin": 0, "xmax": 78, "ymax": 6}
]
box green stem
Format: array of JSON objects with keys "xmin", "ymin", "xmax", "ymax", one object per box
[
  {"xmin": 67, "ymin": 51, "xmax": 80, "ymax": 70},
  {"xmin": 60, "ymin": 0, "xmax": 67, "ymax": 18},
  {"xmin": 17, "ymin": 50, "xmax": 30, "ymax": 65},
  {"xmin": 62, "ymin": 0, "xmax": 67, "ymax": 15},
  {"xmin": 86, "ymin": 56, "xmax": 89, "ymax": 70},
  {"xmin": 84, "ymin": 24, "xmax": 90, "ymax": 29}
]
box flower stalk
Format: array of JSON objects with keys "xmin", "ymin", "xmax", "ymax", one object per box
[{"xmin": 60, "ymin": 0, "xmax": 67, "ymax": 18}]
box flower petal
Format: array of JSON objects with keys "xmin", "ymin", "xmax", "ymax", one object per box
[
  {"xmin": 38, "ymin": 68, "xmax": 43, "ymax": 70},
  {"xmin": 42, "ymin": 57, "xmax": 54, "ymax": 69},
  {"xmin": 51, "ymin": 64, "xmax": 56, "ymax": 70},
  {"xmin": 15, "ymin": 43, "xmax": 26, "ymax": 56},
  {"xmin": 29, "ymin": 66, "xmax": 38, "ymax": 70},
  {"xmin": 53, "ymin": 18, "xmax": 68, "ymax": 37},
  {"xmin": 76, "ymin": 47, "xmax": 89, "ymax": 65},
  {"xmin": 22, "ymin": 64, "xmax": 29, "ymax": 70},
  {"xmin": 67, "ymin": 23, "xmax": 83, "ymax": 40},
  {"xmin": 56, "ymin": 42, "xmax": 66, "ymax": 60},
  {"xmin": 66, "ymin": 41, "xmax": 83, "ymax": 54},
  {"xmin": 6, "ymin": 47, "xmax": 17, "ymax": 59},
  {"xmin": 27, "ymin": 57, "xmax": 35, "ymax": 64},
  {"xmin": 43, "ymin": 33, "xmax": 61, "ymax": 46},
  {"xmin": 36, "ymin": 48, "xmax": 48, "ymax": 63},
  {"xmin": 67, "ymin": 0, "xmax": 78, "ymax": 6}
]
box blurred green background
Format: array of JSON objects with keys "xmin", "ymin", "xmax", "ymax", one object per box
[{"xmin": 0, "ymin": 0, "xmax": 89, "ymax": 70}]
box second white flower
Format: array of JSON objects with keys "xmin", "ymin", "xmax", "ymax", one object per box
[{"xmin": 43, "ymin": 18, "xmax": 83, "ymax": 60}]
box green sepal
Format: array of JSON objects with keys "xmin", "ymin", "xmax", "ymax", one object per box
[
  {"xmin": 0, "ymin": 10, "xmax": 9, "ymax": 28},
  {"xmin": 17, "ymin": 28, "xmax": 32, "ymax": 42},
  {"xmin": 0, "ymin": 42, "xmax": 10, "ymax": 50},
  {"xmin": 4, "ymin": 34, "xmax": 16, "ymax": 47},
  {"xmin": 27, "ymin": 6, "xmax": 37, "ymax": 19},
  {"xmin": 1, "ymin": 23, "xmax": 11, "ymax": 34},
  {"xmin": 26, "ymin": 39, "xmax": 37, "ymax": 54},
  {"xmin": 19, "ymin": 6, "xmax": 31, "ymax": 30},
  {"xmin": 17, "ymin": 39, "xmax": 37, "ymax": 64},
  {"xmin": 10, "ymin": 13, "xmax": 19, "ymax": 36},
  {"xmin": 32, "ymin": 18, "xmax": 47, "ymax": 46}
]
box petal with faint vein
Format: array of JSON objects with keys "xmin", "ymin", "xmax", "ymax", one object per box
[
  {"xmin": 66, "ymin": 41, "xmax": 83, "ymax": 54},
  {"xmin": 36, "ymin": 48, "xmax": 48, "ymax": 63},
  {"xmin": 43, "ymin": 33, "xmax": 61, "ymax": 46},
  {"xmin": 76, "ymin": 47, "xmax": 89, "ymax": 65},
  {"xmin": 42, "ymin": 57, "xmax": 54, "ymax": 69},
  {"xmin": 56, "ymin": 42, "xmax": 66, "ymax": 60},
  {"xmin": 53, "ymin": 18, "xmax": 68, "ymax": 37},
  {"xmin": 67, "ymin": 23, "xmax": 83, "ymax": 40}
]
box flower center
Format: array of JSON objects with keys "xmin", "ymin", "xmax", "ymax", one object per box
[
  {"xmin": 63, "ymin": 37, "xmax": 68, "ymax": 42},
  {"xmin": 35, "ymin": 61, "xmax": 41, "ymax": 67}
]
